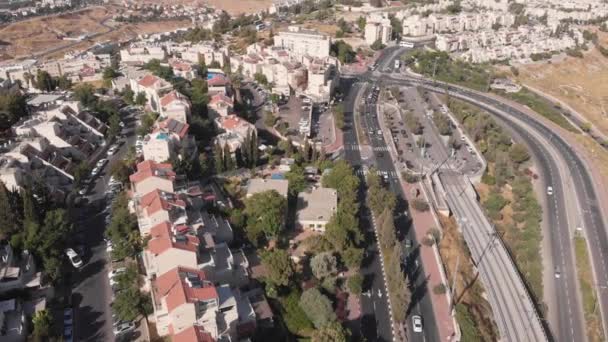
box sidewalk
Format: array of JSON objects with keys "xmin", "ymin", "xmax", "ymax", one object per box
[
  {"xmin": 323, "ymin": 115, "xmax": 344, "ymax": 154},
  {"xmin": 403, "ymin": 182, "xmax": 456, "ymax": 342}
]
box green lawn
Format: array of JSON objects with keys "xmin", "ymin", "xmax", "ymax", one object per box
[
  {"xmin": 497, "ymin": 87, "xmax": 579, "ymax": 133},
  {"xmin": 574, "ymin": 236, "xmax": 605, "ymax": 342}
]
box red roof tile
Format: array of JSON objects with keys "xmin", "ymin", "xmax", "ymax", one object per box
[
  {"xmin": 147, "ymin": 221, "xmax": 199, "ymax": 255},
  {"xmin": 209, "ymin": 93, "xmax": 233, "ymax": 106},
  {"xmin": 172, "ymin": 325, "xmax": 215, "ymax": 342},
  {"xmin": 129, "ymin": 160, "xmax": 176, "ymax": 184},
  {"xmin": 207, "ymin": 74, "xmax": 229, "ymax": 87},
  {"xmin": 155, "ymin": 117, "xmax": 190, "ymax": 139},
  {"xmin": 155, "ymin": 266, "xmax": 217, "ymax": 313},
  {"xmin": 138, "ymin": 74, "xmax": 162, "ymax": 88},
  {"xmin": 139, "ymin": 189, "xmax": 186, "ymax": 217}
]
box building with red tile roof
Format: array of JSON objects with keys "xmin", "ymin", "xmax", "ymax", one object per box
[
  {"xmin": 129, "ymin": 160, "xmax": 176, "ymax": 197},
  {"xmin": 142, "ymin": 117, "xmax": 195, "ymax": 163},
  {"xmin": 144, "ymin": 221, "xmax": 201, "ymax": 277},
  {"xmin": 129, "ymin": 73, "xmax": 172, "ymax": 112},
  {"xmin": 137, "ymin": 189, "xmax": 187, "ymax": 235},
  {"xmin": 151, "ymin": 266, "xmax": 220, "ymax": 337},
  {"xmin": 207, "ymin": 74, "xmax": 230, "ymax": 95},
  {"xmin": 172, "ymin": 325, "xmax": 215, "ymax": 342},
  {"xmin": 208, "ymin": 94, "xmax": 233, "ymax": 118},
  {"xmin": 160, "ymin": 90, "xmax": 191, "ymax": 123},
  {"xmin": 169, "ymin": 58, "xmax": 197, "ymax": 80},
  {"xmin": 213, "ymin": 115, "xmax": 257, "ymax": 153}
]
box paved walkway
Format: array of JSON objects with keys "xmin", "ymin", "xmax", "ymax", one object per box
[
  {"xmin": 402, "ymin": 182, "xmax": 457, "ymax": 342},
  {"xmin": 323, "ymin": 115, "xmax": 344, "ymax": 154}
]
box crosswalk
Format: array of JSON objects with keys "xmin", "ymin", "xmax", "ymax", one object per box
[
  {"xmin": 355, "ymin": 169, "xmax": 399, "ymax": 178},
  {"xmin": 345, "ymin": 145, "xmax": 390, "ymax": 152}
]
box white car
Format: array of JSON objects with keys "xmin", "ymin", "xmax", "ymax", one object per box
[
  {"xmin": 113, "ymin": 321, "xmax": 135, "ymax": 336},
  {"xmin": 107, "ymin": 145, "xmax": 119, "ymax": 156},
  {"xmin": 108, "ymin": 267, "xmax": 126, "ymax": 279},
  {"xmin": 96, "ymin": 158, "xmax": 108, "ymax": 168},
  {"xmin": 547, "ymin": 186, "xmax": 554, "ymax": 196},
  {"xmin": 91, "ymin": 166, "xmax": 100, "ymax": 177},
  {"xmin": 412, "ymin": 315, "xmax": 423, "ymax": 333},
  {"xmin": 106, "ymin": 239, "xmax": 114, "ymax": 254},
  {"xmin": 65, "ymin": 248, "xmax": 83, "ymax": 268}
]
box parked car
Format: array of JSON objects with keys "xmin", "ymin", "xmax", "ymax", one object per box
[
  {"xmin": 96, "ymin": 158, "xmax": 108, "ymax": 168},
  {"xmin": 113, "ymin": 321, "xmax": 135, "ymax": 336},
  {"xmin": 63, "ymin": 308, "xmax": 73, "ymax": 326},
  {"xmin": 64, "ymin": 326, "xmax": 73, "ymax": 342},
  {"xmin": 65, "ymin": 248, "xmax": 83, "ymax": 268},
  {"xmin": 108, "ymin": 267, "xmax": 126, "ymax": 279},
  {"xmin": 91, "ymin": 166, "xmax": 101, "ymax": 177},
  {"xmin": 107, "ymin": 145, "xmax": 119, "ymax": 156}
]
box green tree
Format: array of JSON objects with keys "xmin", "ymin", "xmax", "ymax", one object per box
[
  {"xmin": 370, "ymin": 39, "xmax": 385, "ymax": 51},
  {"xmin": 190, "ymin": 78, "xmax": 209, "ymax": 117},
  {"xmin": 110, "ymin": 159, "xmax": 133, "ymax": 184},
  {"xmin": 509, "ymin": 143, "xmax": 530, "ymax": 164},
  {"xmin": 35, "ymin": 70, "xmax": 56, "ymax": 91},
  {"xmin": 357, "ymin": 16, "xmax": 366, "ymax": 31},
  {"xmin": 260, "ymin": 249, "xmax": 294, "ymax": 286},
  {"xmin": 112, "ymin": 286, "xmax": 153, "ymax": 323},
  {"xmin": 299, "ymin": 288, "xmax": 336, "ymax": 328},
  {"xmin": 342, "ymin": 247, "xmax": 364, "ymax": 270},
  {"xmin": 310, "ymin": 252, "xmax": 338, "ymax": 279},
  {"xmin": 135, "ymin": 92, "xmax": 147, "ymax": 106},
  {"xmin": 347, "ymin": 274, "xmax": 363, "ymax": 295},
  {"xmin": 286, "ymin": 164, "xmax": 307, "ymax": 197},
  {"xmin": 214, "ymin": 142, "xmax": 224, "ymax": 173},
  {"xmin": 0, "ymin": 181, "xmax": 22, "ymax": 239},
  {"xmin": 223, "ymin": 143, "xmax": 235, "ymax": 171},
  {"xmin": 281, "ymin": 290, "xmax": 315, "ymax": 335},
  {"xmin": 107, "ymin": 113, "xmax": 121, "ymax": 139},
  {"xmin": 244, "ymin": 190, "xmax": 287, "ymax": 245},
  {"xmin": 330, "ymin": 41, "xmax": 356, "ymax": 64},
  {"xmin": 0, "ymin": 91, "xmax": 28, "ymax": 130},
  {"xmin": 102, "ymin": 66, "xmax": 120, "ymax": 87},
  {"xmin": 311, "ymin": 322, "xmax": 350, "ymax": 342},
  {"xmin": 72, "ymin": 161, "xmax": 91, "ymax": 186},
  {"xmin": 143, "ymin": 59, "xmax": 174, "ymax": 80},
  {"xmin": 32, "ymin": 309, "xmax": 53, "ymax": 341},
  {"xmin": 254, "ymin": 72, "xmax": 269, "ymax": 86},
  {"xmin": 73, "ymin": 83, "xmax": 97, "ymax": 107},
  {"xmin": 55, "ymin": 75, "xmax": 72, "ymax": 90}
]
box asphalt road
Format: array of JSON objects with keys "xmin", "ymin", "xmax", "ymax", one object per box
[
  {"xmin": 71, "ymin": 109, "xmax": 139, "ymax": 342},
  {"xmin": 341, "ymin": 76, "xmax": 439, "ymax": 342}
]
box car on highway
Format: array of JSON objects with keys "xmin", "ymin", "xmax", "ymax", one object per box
[
  {"xmin": 113, "ymin": 321, "xmax": 136, "ymax": 336},
  {"xmin": 554, "ymin": 269, "xmax": 561, "ymax": 279},
  {"xmin": 547, "ymin": 186, "xmax": 554, "ymax": 195},
  {"xmin": 412, "ymin": 315, "xmax": 423, "ymax": 333},
  {"xmin": 65, "ymin": 248, "xmax": 83, "ymax": 268}
]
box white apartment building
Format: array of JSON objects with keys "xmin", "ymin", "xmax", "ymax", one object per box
[
  {"xmin": 129, "ymin": 74, "xmax": 173, "ymax": 112},
  {"xmin": 274, "ymin": 26, "xmax": 331, "ymax": 59},
  {"xmin": 120, "ymin": 44, "xmax": 166, "ymax": 65},
  {"xmin": 214, "ymin": 115, "xmax": 257, "ymax": 153},
  {"xmin": 365, "ymin": 13, "xmax": 393, "ymax": 45},
  {"xmin": 159, "ymin": 90, "xmax": 191, "ymax": 123},
  {"xmin": 402, "ymin": 11, "xmax": 515, "ymax": 37},
  {"xmin": 177, "ymin": 43, "xmax": 229, "ymax": 67}
]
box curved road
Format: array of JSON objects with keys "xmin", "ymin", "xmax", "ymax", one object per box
[{"xmin": 391, "ymin": 74, "xmax": 602, "ymax": 341}]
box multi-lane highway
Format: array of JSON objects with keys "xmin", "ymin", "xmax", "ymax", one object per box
[{"xmin": 345, "ymin": 45, "xmax": 608, "ymax": 341}]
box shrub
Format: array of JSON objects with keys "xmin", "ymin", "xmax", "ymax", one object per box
[
  {"xmin": 433, "ymin": 283, "xmax": 447, "ymax": 295},
  {"xmin": 410, "ymin": 198, "xmax": 430, "ymax": 212}
]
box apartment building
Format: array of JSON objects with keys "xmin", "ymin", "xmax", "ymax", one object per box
[
  {"xmin": 136, "ymin": 189, "xmax": 188, "ymax": 235},
  {"xmin": 169, "ymin": 58, "xmax": 197, "ymax": 80},
  {"xmin": 295, "ymin": 187, "xmax": 338, "ymax": 232},
  {"xmin": 402, "ymin": 11, "xmax": 515, "ymax": 37},
  {"xmin": 160, "ymin": 90, "xmax": 191, "ymax": 123},
  {"xmin": 120, "ymin": 44, "xmax": 166, "ymax": 65},
  {"xmin": 129, "ymin": 160, "xmax": 177, "ymax": 197},
  {"xmin": 143, "ymin": 221, "xmax": 200, "ymax": 277},
  {"xmin": 129, "ymin": 74, "xmax": 173, "ymax": 112},
  {"xmin": 274, "ymin": 26, "xmax": 331, "ymax": 59},
  {"xmin": 208, "ymin": 94, "xmax": 233, "ymax": 119},
  {"xmin": 207, "ymin": 74, "xmax": 230, "ymax": 95},
  {"xmin": 214, "ymin": 115, "xmax": 257, "ymax": 153},
  {"xmin": 365, "ymin": 13, "xmax": 393, "ymax": 45},
  {"xmin": 151, "ymin": 266, "xmax": 256, "ymax": 340},
  {"xmin": 142, "ymin": 118, "xmax": 192, "ymax": 163},
  {"xmin": 176, "ymin": 43, "xmax": 229, "ymax": 67}
]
